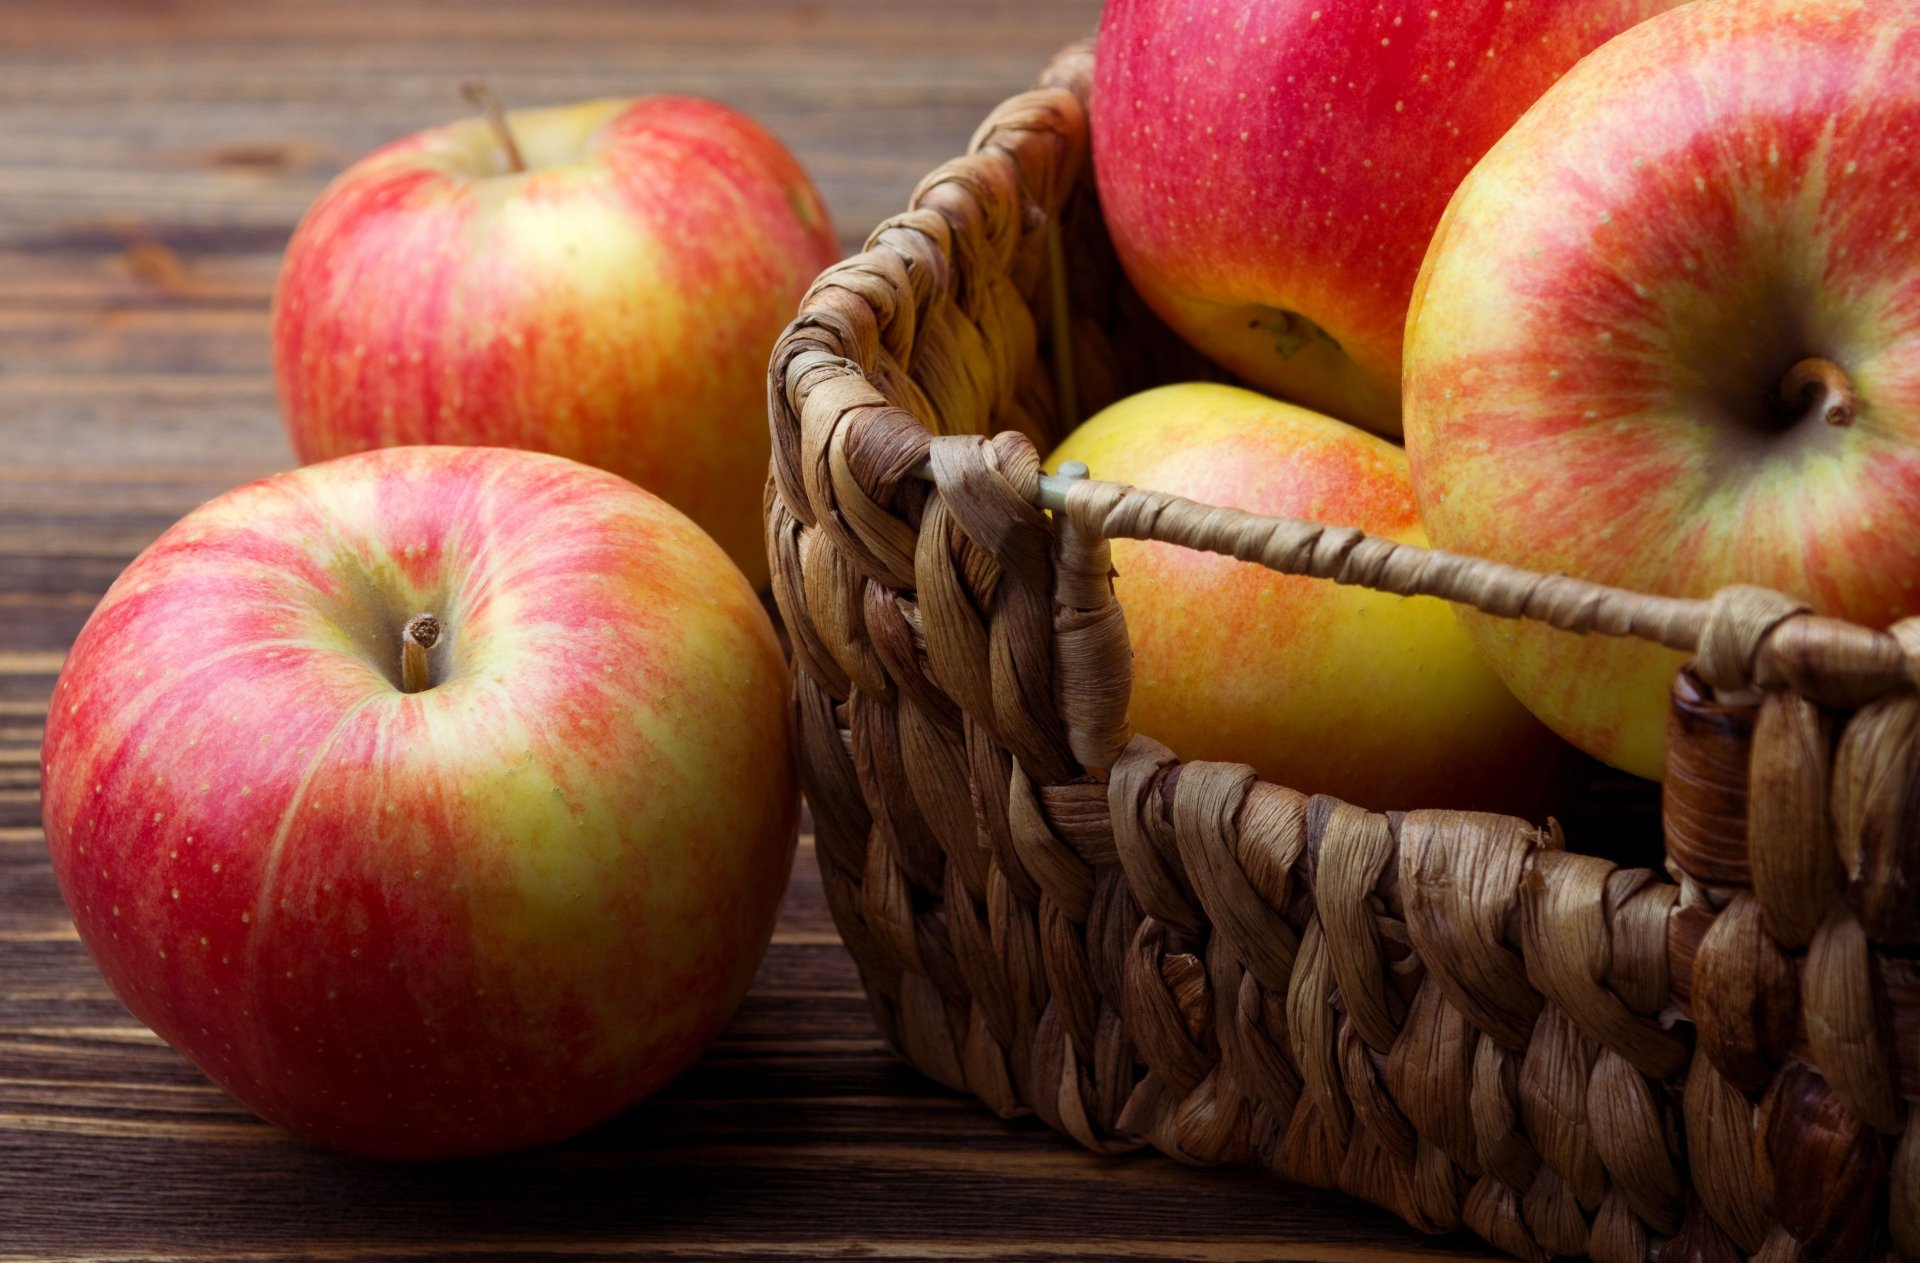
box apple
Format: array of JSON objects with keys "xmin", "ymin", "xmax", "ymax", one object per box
[
  {"xmin": 37, "ymin": 446, "xmax": 799, "ymax": 1158},
  {"xmin": 271, "ymin": 91, "xmax": 840, "ymax": 588},
  {"xmin": 1090, "ymin": 0, "xmax": 1685, "ymax": 435},
  {"xmin": 1047, "ymin": 382, "xmax": 1565, "ymax": 814},
  {"xmin": 1403, "ymin": 0, "xmax": 1920, "ymax": 781}
]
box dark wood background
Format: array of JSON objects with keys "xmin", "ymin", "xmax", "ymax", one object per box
[{"xmin": 0, "ymin": 3, "xmax": 1500, "ymax": 1259}]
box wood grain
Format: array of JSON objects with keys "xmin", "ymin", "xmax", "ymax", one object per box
[{"xmin": 0, "ymin": 2, "xmax": 1500, "ymax": 1259}]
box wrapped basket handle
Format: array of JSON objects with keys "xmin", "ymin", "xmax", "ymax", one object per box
[{"xmin": 917, "ymin": 457, "xmax": 1916, "ymax": 708}]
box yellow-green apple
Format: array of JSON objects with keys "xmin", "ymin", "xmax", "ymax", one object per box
[
  {"xmin": 1404, "ymin": 0, "xmax": 1920, "ymax": 781},
  {"xmin": 37, "ymin": 446, "xmax": 798, "ymax": 1158},
  {"xmin": 271, "ymin": 93, "xmax": 839, "ymax": 588},
  {"xmin": 1048, "ymin": 382, "xmax": 1564, "ymax": 813},
  {"xmin": 1090, "ymin": 0, "xmax": 1685, "ymax": 435}
]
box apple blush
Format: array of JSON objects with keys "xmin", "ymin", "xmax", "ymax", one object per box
[
  {"xmin": 1405, "ymin": 0, "xmax": 1920, "ymax": 780},
  {"xmin": 39, "ymin": 446, "xmax": 799, "ymax": 1158},
  {"xmin": 271, "ymin": 88, "xmax": 840, "ymax": 588}
]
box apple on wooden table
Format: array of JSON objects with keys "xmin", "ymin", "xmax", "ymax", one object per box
[
  {"xmin": 38, "ymin": 446, "xmax": 799, "ymax": 1158},
  {"xmin": 1048, "ymin": 383, "xmax": 1566, "ymax": 815},
  {"xmin": 1404, "ymin": 0, "xmax": 1920, "ymax": 780},
  {"xmin": 1091, "ymin": 0, "xmax": 1686, "ymax": 435},
  {"xmin": 272, "ymin": 87, "xmax": 839, "ymax": 588}
]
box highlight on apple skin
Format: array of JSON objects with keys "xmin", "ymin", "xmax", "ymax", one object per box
[
  {"xmin": 1404, "ymin": 0, "xmax": 1920, "ymax": 780},
  {"xmin": 1047, "ymin": 382, "xmax": 1569, "ymax": 816},
  {"xmin": 1091, "ymin": 0, "xmax": 1685, "ymax": 437},
  {"xmin": 38, "ymin": 445, "xmax": 800, "ymax": 1158},
  {"xmin": 271, "ymin": 94, "xmax": 840, "ymax": 589}
]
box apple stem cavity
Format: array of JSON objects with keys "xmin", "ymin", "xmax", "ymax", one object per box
[
  {"xmin": 1781, "ymin": 357, "xmax": 1858, "ymax": 428},
  {"xmin": 400, "ymin": 614, "xmax": 442, "ymax": 695},
  {"xmin": 461, "ymin": 80, "xmax": 527, "ymax": 175}
]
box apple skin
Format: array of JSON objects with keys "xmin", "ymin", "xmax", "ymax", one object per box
[
  {"xmin": 38, "ymin": 446, "xmax": 799, "ymax": 1159},
  {"xmin": 1091, "ymin": 0, "xmax": 1685, "ymax": 435},
  {"xmin": 1048, "ymin": 383, "xmax": 1566, "ymax": 815},
  {"xmin": 272, "ymin": 95, "xmax": 840, "ymax": 588},
  {"xmin": 1404, "ymin": 0, "xmax": 1920, "ymax": 781}
]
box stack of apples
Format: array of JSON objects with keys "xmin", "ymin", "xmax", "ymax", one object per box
[
  {"xmin": 41, "ymin": 89, "xmax": 839, "ymax": 1157},
  {"xmin": 1066, "ymin": 0, "xmax": 1920, "ymax": 803}
]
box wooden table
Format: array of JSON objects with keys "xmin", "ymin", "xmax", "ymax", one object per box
[{"xmin": 0, "ymin": 4, "xmax": 1499, "ymax": 1258}]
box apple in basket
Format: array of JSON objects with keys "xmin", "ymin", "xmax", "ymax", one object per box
[
  {"xmin": 37, "ymin": 446, "xmax": 799, "ymax": 1158},
  {"xmin": 1090, "ymin": 0, "xmax": 1686, "ymax": 435},
  {"xmin": 1048, "ymin": 382, "xmax": 1567, "ymax": 814},
  {"xmin": 1404, "ymin": 0, "xmax": 1920, "ymax": 780},
  {"xmin": 272, "ymin": 87, "xmax": 839, "ymax": 588}
]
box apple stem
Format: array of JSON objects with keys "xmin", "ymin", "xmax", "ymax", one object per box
[
  {"xmin": 400, "ymin": 614, "xmax": 441, "ymax": 695},
  {"xmin": 1781, "ymin": 357, "xmax": 1857, "ymax": 427},
  {"xmin": 461, "ymin": 80, "xmax": 527, "ymax": 175}
]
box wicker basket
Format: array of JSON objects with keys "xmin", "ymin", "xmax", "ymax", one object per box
[{"xmin": 765, "ymin": 40, "xmax": 1919, "ymax": 1262}]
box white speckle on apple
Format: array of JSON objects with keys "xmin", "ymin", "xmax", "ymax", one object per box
[
  {"xmin": 171, "ymin": 888, "xmax": 180, "ymax": 900},
  {"xmin": 1395, "ymin": 101, "xmax": 1405, "ymax": 113}
]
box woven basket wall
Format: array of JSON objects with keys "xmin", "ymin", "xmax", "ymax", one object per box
[{"xmin": 765, "ymin": 40, "xmax": 1920, "ymax": 1263}]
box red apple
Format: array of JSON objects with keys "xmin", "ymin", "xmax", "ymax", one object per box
[
  {"xmin": 272, "ymin": 93, "xmax": 840, "ymax": 588},
  {"xmin": 38, "ymin": 446, "xmax": 799, "ymax": 1158},
  {"xmin": 1047, "ymin": 383, "xmax": 1565, "ymax": 814},
  {"xmin": 1091, "ymin": 0, "xmax": 1684, "ymax": 434},
  {"xmin": 1404, "ymin": 0, "xmax": 1920, "ymax": 780}
]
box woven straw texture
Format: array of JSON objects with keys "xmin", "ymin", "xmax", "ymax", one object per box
[{"xmin": 765, "ymin": 41, "xmax": 1920, "ymax": 1262}]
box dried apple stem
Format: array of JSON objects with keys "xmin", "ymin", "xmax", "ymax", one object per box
[
  {"xmin": 461, "ymin": 80, "xmax": 527, "ymax": 174},
  {"xmin": 401, "ymin": 614, "xmax": 441, "ymax": 695},
  {"xmin": 1781, "ymin": 357, "xmax": 1857, "ymax": 427}
]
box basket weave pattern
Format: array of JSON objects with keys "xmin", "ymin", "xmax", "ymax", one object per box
[{"xmin": 766, "ymin": 42, "xmax": 1919, "ymax": 1262}]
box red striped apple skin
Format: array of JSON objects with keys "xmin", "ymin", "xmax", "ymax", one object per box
[
  {"xmin": 1405, "ymin": 0, "xmax": 1920, "ymax": 780},
  {"xmin": 1092, "ymin": 0, "xmax": 1684, "ymax": 435},
  {"xmin": 272, "ymin": 96, "xmax": 839, "ymax": 588},
  {"xmin": 39, "ymin": 447, "xmax": 798, "ymax": 1158}
]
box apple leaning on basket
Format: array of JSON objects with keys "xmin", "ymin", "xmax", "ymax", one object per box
[{"xmin": 768, "ymin": 0, "xmax": 1920, "ymax": 1258}]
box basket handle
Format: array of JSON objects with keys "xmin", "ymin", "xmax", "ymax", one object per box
[{"xmin": 916, "ymin": 456, "xmax": 1915, "ymax": 707}]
